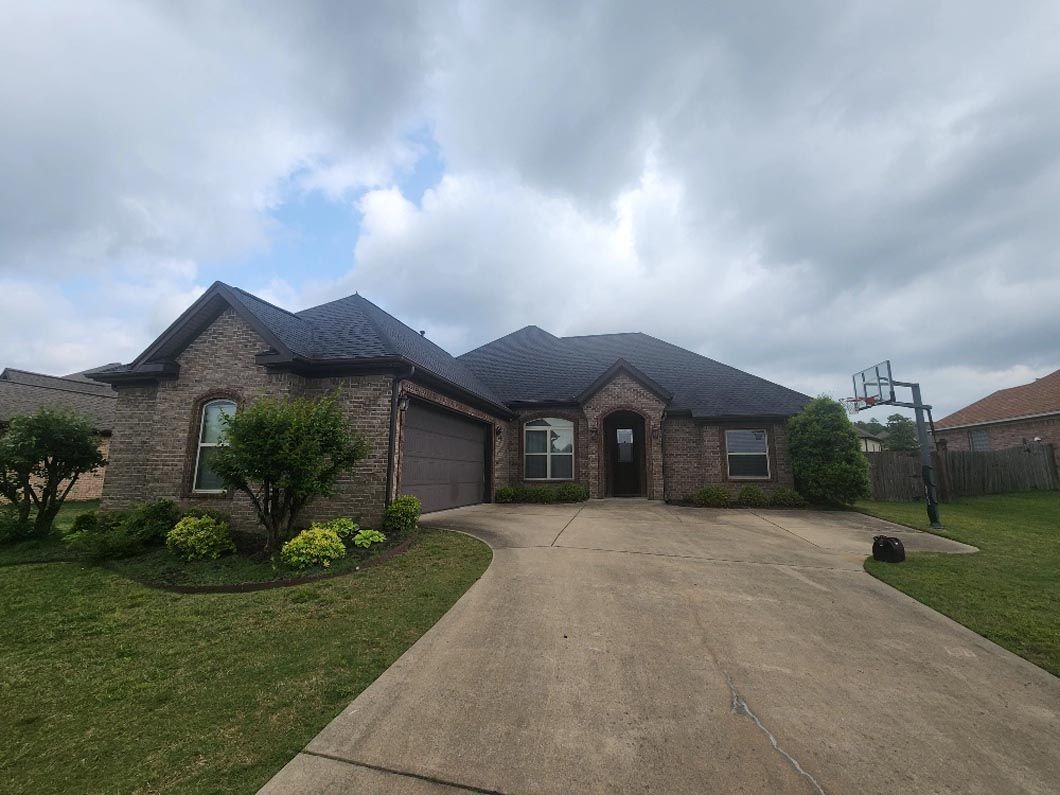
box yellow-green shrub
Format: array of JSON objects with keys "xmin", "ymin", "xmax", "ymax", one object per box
[
  {"xmin": 165, "ymin": 515, "xmax": 235, "ymax": 562},
  {"xmin": 280, "ymin": 527, "xmax": 346, "ymax": 570}
]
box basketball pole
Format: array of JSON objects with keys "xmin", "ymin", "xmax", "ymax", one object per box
[{"xmin": 894, "ymin": 380, "xmax": 942, "ymax": 528}]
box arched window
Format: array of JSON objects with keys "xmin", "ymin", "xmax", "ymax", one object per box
[
  {"xmin": 193, "ymin": 399, "xmax": 236, "ymax": 492},
  {"xmin": 524, "ymin": 417, "xmax": 574, "ymax": 480}
]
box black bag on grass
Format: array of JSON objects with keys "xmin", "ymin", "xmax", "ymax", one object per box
[{"xmin": 872, "ymin": 535, "xmax": 905, "ymax": 563}]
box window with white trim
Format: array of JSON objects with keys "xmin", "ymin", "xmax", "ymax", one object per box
[
  {"xmin": 193, "ymin": 399, "xmax": 236, "ymax": 492},
  {"xmin": 725, "ymin": 429, "xmax": 770, "ymax": 479},
  {"xmin": 524, "ymin": 417, "xmax": 574, "ymax": 480},
  {"xmin": 969, "ymin": 428, "xmax": 990, "ymax": 452}
]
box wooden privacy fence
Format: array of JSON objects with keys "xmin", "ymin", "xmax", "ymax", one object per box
[{"xmin": 866, "ymin": 444, "xmax": 1058, "ymax": 502}]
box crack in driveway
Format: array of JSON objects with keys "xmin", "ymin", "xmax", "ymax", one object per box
[{"xmin": 723, "ymin": 674, "xmax": 827, "ymax": 795}]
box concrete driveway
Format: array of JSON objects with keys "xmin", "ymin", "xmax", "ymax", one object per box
[{"xmin": 263, "ymin": 501, "xmax": 1059, "ymax": 794}]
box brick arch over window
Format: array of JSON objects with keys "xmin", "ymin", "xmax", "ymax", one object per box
[
  {"xmin": 513, "ymin": 408, "xmax": 590, "ymax": 486},
  {"xmin": 182, "ymin": 390, "xmax": 243, "ymax": 497}
]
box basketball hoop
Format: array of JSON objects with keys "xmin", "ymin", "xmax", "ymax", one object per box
[{"xmin": 843, "ymin": 395, "xmax": 877, "ymax": 415}]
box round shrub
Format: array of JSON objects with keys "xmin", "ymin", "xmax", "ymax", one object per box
[
  {"xmin": 0, "ymin": 505, "xmax": 32, "ymax": 544},
  {"xmin": 383, "ymin": 495, "xmax": 421, "ymax": 534},
  {"xmin": 352, "ymin": 528, "xmax": 386, "ymax": 549},
  {"xmin": 736, "ymin": 485, "xmax": 769, "ymax": 508},
  {"xmin": 165, "ymin": 515, "xmax": 235, "ymax": 562},
  {"xmin": 693, "ymin": 485, "xmax": 732, "ymax": 508},
  {"xmin": 315, "ymin": 516, "xmax": 358, "ymax": 541},
  {"xmin": 555, "ymin": 482, "xmax": 589, "ymax": 502},
  {"xmin": 280, "ymin": 527, "xmax": 346, "ymax": 569},
  {"xmin": 495, "ymin": 486, "xmax": 516, "ymax": 503},
  {"xmin": 769, "ymin": 487, "xmax": 808, "ymax": 509}
]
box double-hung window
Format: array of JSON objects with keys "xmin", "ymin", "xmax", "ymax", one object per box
[
  {"xmin": 193, "ymin": 399, "xmax": 236, "ymax": 492},
  {"xmin": 725, "ymin": 429, "xmax": 770, "ymax": 479},
  {"xmin": 524, "ymin": 417, "xmax": 574, "ymax": 480}
]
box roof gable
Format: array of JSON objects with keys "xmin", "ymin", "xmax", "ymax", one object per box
[
  {"xmin": 936, "ymin": 368, "xmax": 1060, "ymax": 429},
  {"xmin": 576, "ymin": 359, "xmax": 673, "ymax": 403}
]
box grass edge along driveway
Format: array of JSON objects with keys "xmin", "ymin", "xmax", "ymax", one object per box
[
  {"xmin": 859, "ymin": 491, "xmax": 1059, "ymax": 677},
  {"xmin": 0, "ymin": 528, "xmax": 492, "ymax": 794}
]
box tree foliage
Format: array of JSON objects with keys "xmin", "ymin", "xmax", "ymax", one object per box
[
  {"xmin": 883, "ymin": 413, "xmax": 919, "ymax": 450},
  {"xmin": 788, "ymin": 397, "xmax": 870, "ymax": 505},
  {"xmin": 210, "ymin": 393, "xmax": 368, "ymax": 551},
  {"xmin": 854, "ymin": 418, "xmax": 886, "ymax": 436},
  {"xmin": 0, "ymin": 409, "xmax": 106, "ymax": 535}
]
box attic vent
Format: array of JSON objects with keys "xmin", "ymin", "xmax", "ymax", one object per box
[{"xmin": 419, "ymin": 330, "xmax": 426, "ymax": 337}]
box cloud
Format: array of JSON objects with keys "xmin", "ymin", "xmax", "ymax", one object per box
[{"xmin": 0, "ymin": 1, "xmax": 1057, "ymax": 419}]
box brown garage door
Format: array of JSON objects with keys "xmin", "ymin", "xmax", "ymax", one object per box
[{"xmin": 400, "ymin": 400, "xmax": 487, "ymax": 513}]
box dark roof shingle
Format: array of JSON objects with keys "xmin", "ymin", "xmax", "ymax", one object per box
[{"xmin": 458, "ymin": 327, "xmax": 810, "ymax": 418}]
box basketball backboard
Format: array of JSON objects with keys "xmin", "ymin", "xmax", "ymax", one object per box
[{"xmin": 851, "ymin": 360, "xmax": 895, "ymax": 410}]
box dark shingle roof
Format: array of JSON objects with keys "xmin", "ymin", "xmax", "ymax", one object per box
[
  {"xmin": 296, "ymin": 294, "xmax": 507, "ymax": 407},
  {"xmin": 0, "ymin": 368, "xmax": 116, "ymax": 429},
  {"xmin": 458, "ymin": 326, "xmax": 810, "ymax": 418}
]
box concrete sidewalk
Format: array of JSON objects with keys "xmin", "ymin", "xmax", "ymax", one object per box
[{"xmin": 262, "ymin": 502, "xmax": 1057, "ymax": 794}]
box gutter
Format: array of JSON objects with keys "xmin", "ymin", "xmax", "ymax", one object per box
[{"xmin": 385, "ymin": 365, "xmax": 415, "ymax": 506}]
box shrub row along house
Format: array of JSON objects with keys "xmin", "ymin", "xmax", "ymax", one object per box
[
  {"xmin": 89, "ymin": 283, "xmax": 810, "ymax": 529},
  {"xmin": 0, "ymin": 367, "xmax": 116, "ymax": 500}
]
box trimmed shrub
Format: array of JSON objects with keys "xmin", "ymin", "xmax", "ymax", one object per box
[
  {"xmin": 769, "ymin": 487, "xmax": 808, "ymax": 509},
  {"xmin": 788, "ymin": 397, "xmax": 870, "ymax": 505},
  {"xmin": 315, "ymin": 517, "xmax": 358, "ymax": 542},
  {"xmin": 165, "ymin": 515, "xmax": 235, "ymax": 562},
  {"xmin": 280, "ymin": 527, "xmax": 346, "ymax": 569},
  {"xmin": 736, "ymin": 485, "xmax": 769, "ymax": 508},
  {"xmin": 693, "ymin": 485, "xmax": 732, "ymax": 508},
  {"xmin": 123, "ymin": 499, "xmax": 180, "ymax": 543},
  {"xmin": 555, "ymin": 482, "xmax": 590, "ymax": 502},
  {"xmin": 352, "ymin": 528, "xmax": 386, "ymax": 549},
  {"xmin": 383, "ymin": 495, "xmax": 421, "ymax": 535},
  {"xmin": 495, "ymin": 486, "xmax": 516, "ymax": 503}
]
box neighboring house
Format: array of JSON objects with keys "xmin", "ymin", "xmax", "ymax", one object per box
[
  {"xmin": 0, "ymin": 367, "xmax": 117, "ymax": 500},
  {"xmin": 935, "ymin": 369, "xmax": 1060, "ymax": 466},
  {"xmin": 90, "ymin": 282, "xmax": 810, "ymax": 529},
  {"xmin": 856, "ymin": 428, "xmax": 885, "ymax": 453}
]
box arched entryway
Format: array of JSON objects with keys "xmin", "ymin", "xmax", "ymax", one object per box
[{"xmin": 603, "ymin": 410, "xmax": 646, "ymax": 497}]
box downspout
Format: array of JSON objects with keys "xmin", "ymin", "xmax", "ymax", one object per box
[{"xmin": 385, "ymin": 365, "xmax": 415, "ymax": 506}]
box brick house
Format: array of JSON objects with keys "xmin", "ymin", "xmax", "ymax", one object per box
[
  {"xmin": 90, "ymin": 282, "xmax": 810, "ymax": 529},
  {"xmin": 0, "ymin": 367, "xmax": 116, "ymax": 500},
  {"xmin": 935, "ymin": 369, "xmax": 1060, "ymax": 473}
]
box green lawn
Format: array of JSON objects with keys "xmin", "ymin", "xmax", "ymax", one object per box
[
  {"xmin": 859, "ymin": 491, "xmax": 1060, "ymax": 677},
  {"xmin": 0, "ymin": 500, "xmax": 98, "ymax": 566},
  {"xmin": 0, "ymin": 529, "xmax": 492, "ymax": 793}
]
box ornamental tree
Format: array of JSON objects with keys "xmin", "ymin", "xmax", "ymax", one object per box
[
  {"xmin": 0, "ymin": 409, "xmax": 107, "ymax": 535},
  {"xmin": 210, "ymin": 392, "xmax": 368, "ymax": 551},
  {"xmin": 787, "ymin": 397, "xmax": 870, "ymax": 505}
]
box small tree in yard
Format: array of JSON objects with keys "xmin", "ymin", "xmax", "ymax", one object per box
[
  {"xmin": 210, "ymin": 393, "xmax": 368, "ymax": 551},
  {"xmin": 0, "ymin": 409, "xmax": 106, "ymax": 535},
  {"xmin": 788, "ymin": 397, "xmax": 870, "ymax": 505}
]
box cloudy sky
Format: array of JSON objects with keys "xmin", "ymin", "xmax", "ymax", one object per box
[{"xmin": 2, "ymin": 1, "xmax": 1058, "ymax": 419}]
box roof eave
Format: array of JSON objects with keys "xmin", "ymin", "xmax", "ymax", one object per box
[{"xmin": 936, "ymin": 409, "xmax": 1060, "ymax": 432}]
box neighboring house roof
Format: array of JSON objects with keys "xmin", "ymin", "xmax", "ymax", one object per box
[
  {"xmin": 855, "ymin": 428, "xmax": 884, "ymax": 441},
  {"xmin": 458, "ymin": 325, "xmax": 811, "ymax": 419},
  {"xmin": 0, "ymin": 367, "xmax": 117, "ymax": 430},
  {"xmin": 936, "ymin": 368, "xmax": 1060, "ymax": 430}
]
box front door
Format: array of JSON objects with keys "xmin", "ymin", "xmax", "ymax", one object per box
[{"xmin": 605, "ymin": 412, "xmax": 645, "ymax": 497}]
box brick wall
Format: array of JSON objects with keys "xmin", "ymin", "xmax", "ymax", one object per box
[
  {"xmin": 662, "ymin": 418, "xmax": 794, "ymax": 501},
  {"xmin": 102, "ymin": 308, "xmax": 396, "ymax": 531}
]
